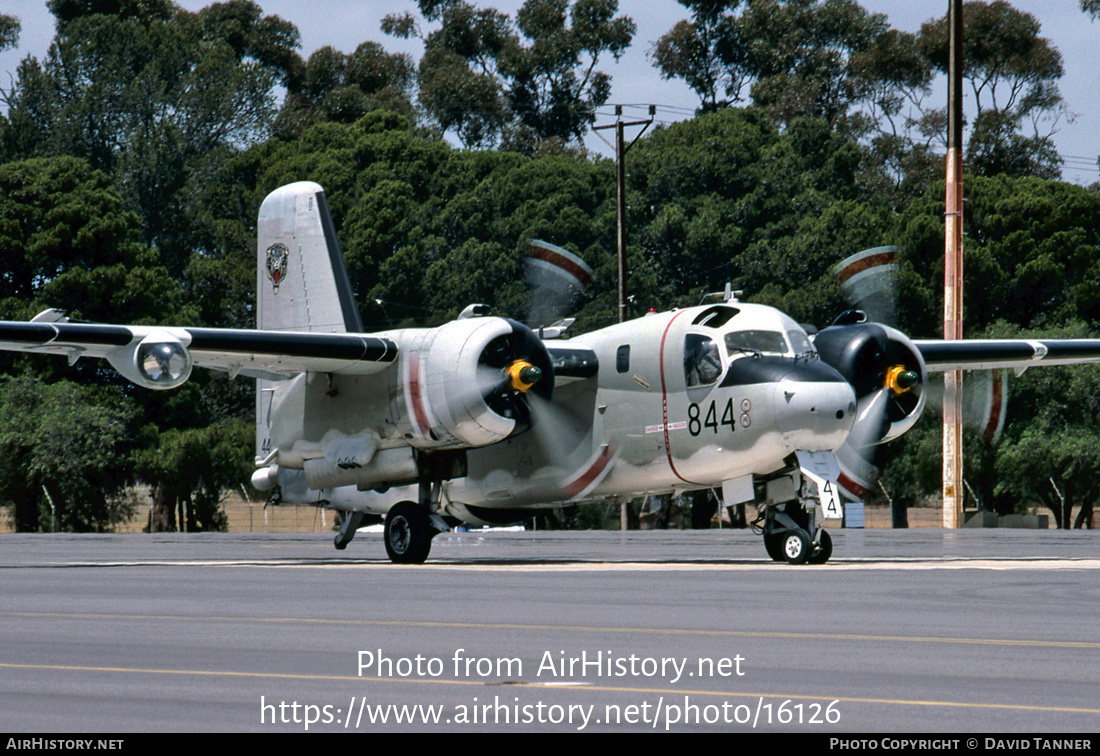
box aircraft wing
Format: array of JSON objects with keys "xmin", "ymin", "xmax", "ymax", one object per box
[
  {"xmin": 0, "ymin": 320, "xmax": 397, "ymax": 383},
  {"xmin": 915, "ymin": 339, "xmax": 1100, "ymax": 372}
]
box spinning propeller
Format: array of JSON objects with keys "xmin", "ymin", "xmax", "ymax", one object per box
[
  {"xmin": 476, "ymin": 320, "xmax": 554, "ymax": 426},
  {"xmin": 824, "ymin": 246, "xmax": 1008, "ymax": 499},
  {"xmin": 819, "ymin": 248, "xmax": 929, "ymax": 499}
]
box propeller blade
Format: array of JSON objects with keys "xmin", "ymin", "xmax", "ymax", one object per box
[
  {"xmin": 836, "ymin": 388, "xmax": 891, "ymax": 501},
  {"xmin": 833, "ymin": 246, "xmax": 898, "ymax": 327},
  {"xmin": 925, "ymin": 369, "xmax": 1008, "ymax": 443},
  {"xmin": 525, "ymin": 239, "xmax": 592, "ymax": 329},
  {"xmin": 526, "ymin": 391, "xmax": 586, "ymax": 466}
]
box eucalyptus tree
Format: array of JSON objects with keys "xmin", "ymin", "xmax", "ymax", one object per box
[{"xmin": 384, "ymin": 0, "xmax": 634, "ymax": 150}]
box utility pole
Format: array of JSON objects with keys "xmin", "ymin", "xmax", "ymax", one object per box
[
  {"xmin": 594, "ymin": 105, "xmax": 654, "ymax": 324},
  {"xmin": 594, "ymin": 105, "xmax": 653, "ymax": 530},
  {"xmin": 943, "ymin": 0, "xmax": 965, "ymax": 529}
]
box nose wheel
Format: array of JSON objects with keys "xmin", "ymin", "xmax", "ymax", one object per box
[
  {"xmin": 782, "ymin": 529, "xmax": 812, "ymax": 564},
  {"xmin": 760, "ymin": 501, "xmax": 832, "ymax": 565}
]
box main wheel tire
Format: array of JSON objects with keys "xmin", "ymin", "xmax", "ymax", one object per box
[
  {"xmin": 384, "ymin": 502, "xmax": 433, "ymax": 564},
  {"xmin": 782, "ymin": 528, "xmax": 811, "ymax": 565},
  {"xmin": 763, "ymin": 533, "xmax": 785, "ymax": 561},
  {"xmin": 808, "ymin": 530, "xmax": 833, "ymax": 565}
]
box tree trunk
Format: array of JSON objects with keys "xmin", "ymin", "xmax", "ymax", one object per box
[
  {"xmin": 1074, "ymin": 501, "xmax": 1093, "ymax": 529},
  {"xmin": 150, "ymin": 484, "xmax": 177, "ymax": 532},
  {"xmin": 13, "ymin": 489, "xmax": 39, "ymax": 532}
]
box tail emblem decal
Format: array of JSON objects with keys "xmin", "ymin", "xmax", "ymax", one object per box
[{"xmin": 265, "ymin": 243, "xmax": 289, "ymax": 294}]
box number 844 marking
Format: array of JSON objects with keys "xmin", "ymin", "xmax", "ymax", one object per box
[{"xmin": 688, "ymin": 398, "xmax": 751, "ymax": 436}]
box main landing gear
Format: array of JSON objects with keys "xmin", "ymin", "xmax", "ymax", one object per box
[
  {"xmin": 332, "ymin": 451, "xmax": 460, "ymax": 563},
  {"xmin": 759, "ymin": 500, "xmax": 832, "ymax": 565},
  {"xmin": 333, "ymin": 499, "xmax": 447, "ymax": 563},
  {"xmin": 384, "ymin": 501, "xmax": 439, "ymax": 563}
]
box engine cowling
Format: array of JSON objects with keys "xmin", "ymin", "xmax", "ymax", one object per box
[
  {"xmin": 814, "ymin": 322, "xmax": 927, "ymax": 444},
  {"xmin": 403, "ymin": 317, "xmax": 553, "ymax": 449}
]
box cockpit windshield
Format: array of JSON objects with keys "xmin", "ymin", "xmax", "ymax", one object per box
[
  {"xmin": 787, "ymin": 329, "xmax": 813, "ymax": 355},
  {"xmin": 724, "ymin": 330, "xmax": 788, "ymax": 356}
]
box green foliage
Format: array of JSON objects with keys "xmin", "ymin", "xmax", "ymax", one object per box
[
  {"xmin": 629, "ymin": 108, "xmax": 885, "ymax": 316},
  {"xmin": 894, "ymin": 174, "xmax": 1100, "ymax": 335},
  {"xmin": 0, "ymin": 13, "xmax": 19, "ymax": 53},
  {"xmin": 654, "ymin": 0, "xmax": 900, "ymax": 130},
  {"xmin": 878, "ymin": 197, "xmax": 1100, "ymax": 524},
  {"xmin": 918, "ymin": 0, "xmax": 1065, "ymax": 179},
  {"xmin": 46, "ymin": 0, "xmax": 175, "ymax": 30},
  {"xmin": 1, "ymin": 1, "xmax": 299, "ymax": 274},
  {"xmin": 650, "ymin": 1, "xmax": 736, "ymax": 111},
  {"xmin": 656, "ymin": 0, "xmax": 1068, "ymax": 187},
  {"xmin": 232, "ymin": 114, "xmax": 617, "ymax": 326},
  {"xmin": 0, "ymin": 376, "xmax": 137, "ymax": 532},
  {"xmin": 385, "ymin": 0, "xmax": 634, "ymax": 149},
  {"xmin": 0, "ymin": 155, "xmax": 160, "ymax": 319},
  {"xmin": 987, "ymin": 322, "xmax": 1100, "ymax": 527},
  {"xmin": 275, "ymin": 42, "xmax": 416, "ymax": 138},
  {"xmin": 134, "ymin": 420, "xmax": 253, "ymax": 532}
]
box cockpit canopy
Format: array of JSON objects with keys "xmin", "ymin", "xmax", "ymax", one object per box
[{"xmin": 682, "ymin": 304, "xmax": 815, "ymax": 388}]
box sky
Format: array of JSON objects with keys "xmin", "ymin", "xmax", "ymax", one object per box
[{"xmin": 2, "ymin": 0, "xmax": 1098, "ymax": 183}]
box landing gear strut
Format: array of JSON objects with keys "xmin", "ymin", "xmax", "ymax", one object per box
[
  {"xmin": 382, "ymin": 452, "xmax": 458, "ymax": 563},
  {"xmin": 334, "ymin": 511, "xmax": 367, "ymax": 550}
]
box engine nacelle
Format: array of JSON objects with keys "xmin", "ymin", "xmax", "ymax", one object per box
[
  {"xmin": 814, "ymin": 322, "xmax": 927, "ymax": 444},
  {"xmin": 107, "ymin": 331, "xmax": 193, "ymax": 390},
  {"xmin": 402, "ymin": 317, "xmax": 553, "ymax": 449}
]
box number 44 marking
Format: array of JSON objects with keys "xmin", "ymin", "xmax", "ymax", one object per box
[{"xmin": 820, "ymin": 480, "xmax": 843, "ymax": 519}]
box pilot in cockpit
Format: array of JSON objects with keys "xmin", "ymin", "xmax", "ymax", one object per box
[{"xmin": 685, "ymin": 336, "xmax": 722, "ymax": 387}]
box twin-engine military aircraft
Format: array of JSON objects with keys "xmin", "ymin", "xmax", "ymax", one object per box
[{"xmin": 3, "ymin": 182, "xmax": 1100, "ymax": 564}]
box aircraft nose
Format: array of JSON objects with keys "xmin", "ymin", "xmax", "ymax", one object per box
[{"xmin": 773, "ymin": 362, "xmax": 856, "ymax": 452}]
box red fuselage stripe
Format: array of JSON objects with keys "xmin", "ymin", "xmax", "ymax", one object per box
[
  {"xmin": 658, "ymin": 311, "xmax": 704, "ymax": 485},
  {"xmin": 408, "ymin": 350, "xmax": 431, "ymax": 436}
]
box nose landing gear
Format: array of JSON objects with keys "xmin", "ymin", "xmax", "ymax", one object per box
[{"xmin": 759, "ymin": 500, "xmax": 833, "ymax": 565}]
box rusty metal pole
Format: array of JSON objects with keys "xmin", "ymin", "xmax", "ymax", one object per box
[{"xmin": 943, "ymin": 0, "xmax": 965, "ymax": 529}]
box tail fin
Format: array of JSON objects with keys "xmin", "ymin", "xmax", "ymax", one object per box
[
  {"xmin": 256, "ymin": 181, "xmax": 363, "ymax": 334},
  {"xmin": 255, "ymin": 182, "xmax": 363, "ymax": 465}
]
